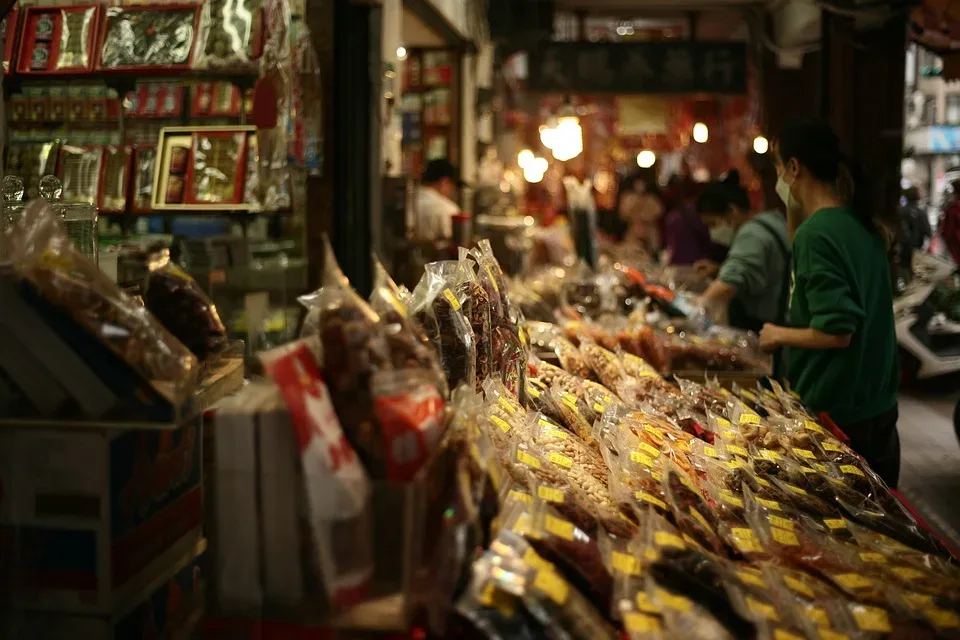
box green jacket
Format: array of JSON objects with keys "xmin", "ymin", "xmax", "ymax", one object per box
[
  {"xmin": 785, "ymin": 206, "xmax": 898, "ymax": 427},
  {"xmin": 718, "ymin": 211, "xmax": 790, "ymax": 325}
]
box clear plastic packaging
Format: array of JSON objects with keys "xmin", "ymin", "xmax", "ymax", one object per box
[
  {"xmin": 369, "ymin": 257, "xmax": 447, "ymax": 397},
  {"xmin": 193, "ymin": 0, "xmax": 261, "ymax": 70},
  {"xmin": 8, "ymin": 199, "xmax": 198, "ymax": 405},
  {"xmin": 410, "ymin": 262, "xmax": 477, "ymax": 393},
  {"xmin": 494, "ymin": 324, "xmax": 527, "ymax": 398},
  {"xmin": 580, "ymin": 340, "xmax": 629, "ymax": 392},
  {"xmin": 144, "ymin": 247, "xmax": 227, "ymax": 362},
  {"xmin": 297, "ymin": 236, "xmax": 394, "ymax": 476},
  {"xmin": 457, "ymin": 249, "xmax": 492, "ymax": 389}
]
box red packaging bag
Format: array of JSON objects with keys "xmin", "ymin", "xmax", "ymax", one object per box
[{"xmin": 262, "ymin": 341, "xmax": 374, "ymax": 609}]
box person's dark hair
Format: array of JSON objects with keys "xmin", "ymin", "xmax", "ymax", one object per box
[
  {"xmin": 696, "ymin": 169, "xmax": 749, "ymax": 216},
  {"xmin": 902, "ymin": 186, "xmax": 919, "ymax": 204},
  {"xmin": 616, "ymin": 168, "xmax": 661, "ymax": 210},
  {"xmin": 777, "ymin": 117, "xmax": 891, "ymax": 240}
]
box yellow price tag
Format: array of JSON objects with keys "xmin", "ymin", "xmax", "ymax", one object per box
[
  {"xmin": 498, "ymin": 396, "xmax": 517, "ymax": 414},
  {"xmin": 630, "ymin": 451, "xmax": 656, "ymax": 468},
  {"xmin": 611, "ymin": 551, "xmax": 640, "ymax": 575},
  {"xmin": 523, "ymin": 548, "xmax": 552, "ymax": 571},
  {"xmin": 541, "ymin": 424, "xmax": 568, "ymax": 439},
  {"xmin": 783, "ymin": 483, "xmax": 808, "ymax": 496},
  {"xmin": 737, "ymin": 569, "xmax": 765, "ymax": 588},
  {"xmin": 784, "ymin": 576, "xmax": 815, "ymax": 599},
  {"xmin": 852, "ymin": 605, "xmax": 892, "ymax": 633},
  {"xmin": 768, "ymin": 514, "xmax": 794, "ymax": 531},
  {"xmin": 716, "ymin": 417, "xmax": 732, "ymax": 428},
  {"xmin": 793, "ymin": 448, "xmax": 816, "ymax": 460},
  {"xmin": 624, "ymin": 613, "xmax": 660, "ymax": 633},
  {"xmin": 740, "ymin": 412, "xmax": 761, "ymax": 425},
  {"xmin": 928, "ymin": 608, "xmax": 960, "ymax": 629},
  {"xmin": 727, "ymin": 445, "xmax": 748, "ymax": 457},
  {"xmin": 703, "ymin": 445, "xmax": 718, "ymax": 458},
  {"xmin": 840, "ymin": 464, "xmax": 865, "ymax": 477},
  {"xmin": 507, "ymin": 490, "xmax": 532, "ymax": 504},
  {"xmin": 719, "ymin": 491, "xmax": 744, "ymax": 508},
  {"xmin": 747, "ymin": 597, "xmax": 779, "ymax": 621},
  {"xmin": 537, "ymin": 486, "xmax": 565, "ymax": 503},
  {"xmin": 547, "ymin": 452, "xmax": 573, "ymax": 468},
  {"xmin": 533, "ymin": 570, "xmax": 569, "ymax": 604},
  {"xmin": 859, "ymin": 552, "xmax": 886, "ymax": 564},
  {"xmin": 823, "ymin": 518, "xmax": 847, "ymax": 530},
  {"xmin": 759, "ymin": 449, "xmax": 782, "ymax": 461},
  {"xmin": 442, "ymin": 288, "xmax": 461, "ymax": 311},
  {"xmin": 822, "ymin": 441, "xmax": 844, "ymax": 452},
  {"xmin": 803, "ymin": 420, "xmax": 826, "ymax": 435},
  {"xmin": 833, "ymin": 573, "xmax": 873, "ymax": 590},
  {"xmin": 689, "ymin": 507, "xmax": 711, "ymax": 530},
  {"xmin": 489, "ymin": 416, "xmax": 511, "ymax": 433},
  {"xmin": 636, "ymin": 491, "xmax": 667, "ymax": 510},
  {"xmin": 526, "ymin": 385, "xmax": 541, "ymax": 398},
  {"xmin": 517, "ymin": 450, "xmax": 540, "ymax": 468},
  {"xmin": 593, "ymin": 403, "xmax": 605, "ymax": 413},
  {"xmin": 654, "ymin": 531, "xmax": 686, "ymax": 549},
  {"xmin": 656, "ymin": 590, "xmax": 692, "ymax": 612},
  {"xmin": 892, "ymin": 566, "xmax": 925, "ymax": 580},
  {"xmin": 544, "ymin": 514, "xmax": 575, "ymax": 540},
  {"xmin": 772, "ymin": 528, "xmax": 799, "ymax": 546},
  {"xmin": 756, "ymin": 497, "xmax": 781, "ymax": 510},
  {"xmin": 638, "ymin": 442, "xmax": 661, "ymax": 458}
]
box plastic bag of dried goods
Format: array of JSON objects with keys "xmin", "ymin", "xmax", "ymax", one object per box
[
  {"xmin": 9, "ymin": 198, "xmax": 199, "ymax": 405},
  {"xmin": 410, "ymin": 262, "xmax": 477, "ymax": 392},
  {"xmin": 661, "ymin": 462, "xmax": 725, "ymax": 554},
  {"xmin": 261, "ymin": 340, "xmax": 373, "ymax": 609},
  {"xmin": 456, "ymin": 249, "xmax": 492, "ymax": 388},
  {"xmin": 297, "ymin": 236, "xmax": 395, "ymax": 475},
  {"xmin": 547, "ymin": 385, "xmax": 598, "ymax": 448},
  {"xmin": 455, "ymin": 550, "xmax": 543, "ymax": 640},
  {"xmin": 369, "ymin": 257, "xmax": 447, "ymax": 396},
  {"xmin": 494, "ymin": 324, "xmax": 528, "ymax": 398}
]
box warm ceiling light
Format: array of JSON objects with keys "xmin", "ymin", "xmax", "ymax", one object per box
[
  {"xmin": 531, "ymin": 157, "xmax": 549, "ymax": 173},
  {"xmin": 693, "ymin": 122, "xmax": 709, "ymax": 144},
  {"xmin": 396, "ymin": 46, "xmax": 407, "ymax": 60},
  {"xmin": 518, "ymin": 149, "xmax": 535, "ymax": 169},
  {"xmin": 753, "ymin": 135, "xmax": 769, "ymax": 154},
  {"xmin": 637, "ymin": 150, "xmax": 656, "ymax": 168}
]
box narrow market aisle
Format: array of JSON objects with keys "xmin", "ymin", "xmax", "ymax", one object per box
[{"xmin": 897, "ymin": 391, "xmax": 960, "ymax": 548}]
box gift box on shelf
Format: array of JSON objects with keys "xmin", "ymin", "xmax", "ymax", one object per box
[
  {"xmin": 99, "ymin": 145, "xmax": 132, "ymax": 214},
  {"xmin": 16, "ymin": 5, "xmax": 102, "ymax": 76},
  {"xmin": 57, "ymin": 144, "xmax": 104, "ymax": 205},
  {"xmin": 3, "ymin": 6, "xmax": 20, "ymax": 75},
  {"xmin": 95, "ymin": 4, "xmax": 201, "ymax": 73}
]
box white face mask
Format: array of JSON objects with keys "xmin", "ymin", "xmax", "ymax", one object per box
[
  {"xmin": 709, "ymin": 223, "xmax": 736, "ymax": 246},
  {"xmin": 776, "ymin": 173, "xmax": 801, "ymax": 213}
]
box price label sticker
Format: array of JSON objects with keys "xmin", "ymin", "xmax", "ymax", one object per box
[
  {"xmin": 489, "ymin": 416, "xmax": 511, "ymax": 433},
  {"xmin": 747, "ymin": 597, "xmax": 779, "ymax": 621},
  {"xmin": 808, "ymin": 607, "xmax": 830, "ymax": 627},
  {"xmin": 526, "ymin": 385, "xmax": 541, "ymax": 398},
  {"xmin": 928, "ymin": 608, "xmax": 960, "ymax": 629},
  {"xmin": 726, "ymin": 459, "xmax": 745, "ymax": 470},
  {"xmin": 892, "ymin": 566, "xmax": 925, "ymax": 580},
  {"xmin": 822, "ymin": 441, "xmax": 844, "ymax": 452},
  {"xmin": 813, "ymin": 462, "xmax": 829, "ymax": 473},
  {"xmin": 756, "ymin": 477, "xmax": 772, "ymax": 488},
  {"xmin": 561, "ymin": 393, "xmax": 579, "ymax": 410},
  {"xmin": 772, "ymin": 527, "xmax": 799, "ymax": 546},
  {"xmin": 689, "ymin": 507, "xmax": 711, "ymax": 530},
  {"xmin": 823, "ymin": 517, "xmax": 847, "ymax": 530},
  {"xmin": 840, "ymin": 464, "xmax": 865, "ymax": 477},
  {"xmin": 853, "ymin": 605, "xmax": 892, "ymax": 633},
  {"xmin": 544, "ymin": 514, "xmax": 575, "ymax": 541},
  {"xmin": 731, "ymin": 527, "xmax": 755, "ymax": 540},
  {"xmin": 624, "ymin": 613, "xmax": 660, "ymax": 633},
  {"xmin": 833, "ymin": 573, "xmax": 873, "ymax": 590},
  {"xmin": 737, "ymin": 569, "xmax": 766, "ymax": 588},
  {"xmin": 638, "ymin": 442, "xmax": 661, "ymax": 458},
  {"xmin": 727, "ymin": 445, "xmax": 748, "ymax": 457},
  {"xmin": 740, "ymin": 412, "xmax": 761, "ymax": 425},
  {"xmin": 541, "ymin": 424, "xmax": 568, "ymax": 440},
  {"xmin": 717, "ymin": 417, "xmax": 732, "ymax": 428},
  {"xmin": 793, "ymin": 448, "xmax": 817, "ymax": 460},
  {"xmin": 537, "ymin": 486, "xmax": 565, "ymax": 503},
  {"xmin": 523, "ymin": 548, "xmax": 552, "ymax": 571},
  {"xmin": 803, "ymin": 420, "xmax": 826, "ymax": 434},
  {"xmin": 784, "ymin": 576, "xmax": 815, "ymax": 599},
  {"xmin": 760, "ymin": 449, "xmax": 782, "ymax": 461},
  {"xmin": 756, "ymin": 497, "xmax": 781, "ymax": 510},
  {"xmin": 593, "ymin": 403, "xmax": 605, "ymax": 413},
  {"xmin": 656, "ymin": 590, "xmax": 692, "ymax": 612},
  {"xmin": 442, "ymin": 288, "xmax": 461, "ymax": 311},
  {"xmin": 533, "ymin": 570, "xmax": 569, "ymax": 605},
  {"xmin": 635, "ymin": 592, "xmax": 659, "ymax": 614},
  {"xmin": 643, "ymin": 424, "xmax": 665, "ymax": 441},
  {"xmin": 630, "ymin": 451, "xmax": 656, "ymax": 468},
  {"xmin": 703, "ymin": 445, "xmax": 718, "ymax": 458},
  {"xmin": 517, "ymin": 450, "xmax": 540, "ymax": 469},
  {"xmin": 636, "ymin": 491, "xmax": 667, "ymax": 510},
  {"xmin": 774, "ymin": 630, "xmax": 805, "ymax": 640},
  {"xmin": 719, "ymin": 491, "xmax": 744, "ymax": 508},
  {"xmin": 859, "ymin": 552, "xmax": 886, "ymax": 564},
  {"xmin": 507, "ymin": 490, "xmax": 532, "ymax": 504},
  {"xmin": 547, "ymin": 452, "xmax": 573, "ymax": 468},
  {"xmin": 783, "ymin": 483, "xmax": 809, "ymax": 496},
  {"xmin": 768, "ymin": 514, "xmax": 794, "ymax": 531},
  {"xmin": 498, "ymin": 396, "xmax": 517, "ymax": 414},
  {"xmin": 611, "ymin": 551, "xmax": 640, "ymax": 576},
  {"xmin": 654, "ymin": 531, "xmax": 686, "ymax": 549},
  {"xmin": 485, "ymin": 266, "xmax": 499, "ymax": 293}
]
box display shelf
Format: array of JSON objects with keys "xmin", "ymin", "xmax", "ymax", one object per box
[
  {"xmin": 0, "ymin": 354, "xmax": 244, "ymax": 431},
  {"xmin": 99, "ymin": 207, "xmax": 294, "ymax": 217}
]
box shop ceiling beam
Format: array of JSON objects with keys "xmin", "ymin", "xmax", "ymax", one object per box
[{"xmin": 403, "ymin": 0, "xmax": 477, "ymax": 51}]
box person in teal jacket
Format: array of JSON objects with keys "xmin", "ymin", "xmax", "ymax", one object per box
[
  {"xmin": 695, "ymin": 168, "xmax": 790, "ymax": 333},
  {"xmin": 758, "ymin": 118, "xmax": 900, "ymax": 488}
]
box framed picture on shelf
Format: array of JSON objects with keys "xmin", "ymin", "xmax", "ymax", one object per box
[
  {"xmin": 16, "ymin": 5, "xmax": 101, "ymax": 75},
  {"xmin": 57, "ymin": 145, "xmax": 104, "ymax": 205},
  {"xmin": 99, "ymin": 145, "xmax": 132, "ymax": 213},
  {"xmin": 151, "ymin": 126, "xmax": 257, "ymax": 211},
  {"xmin": 95, "ymin": 4, "xmax": 200, "ymax": 73},
  {"xmin": 3, "ymin": 6, "xmax": 20, "ymax": 74}
]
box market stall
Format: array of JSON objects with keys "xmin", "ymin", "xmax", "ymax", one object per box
[{"xmin": 2, "ymin": 194, "xmax": 959, "ymax": 639}]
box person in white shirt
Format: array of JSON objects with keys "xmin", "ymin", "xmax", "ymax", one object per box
[{"xmin": 414, "ymin": 159, "xmax": 464, "ymax": 242}]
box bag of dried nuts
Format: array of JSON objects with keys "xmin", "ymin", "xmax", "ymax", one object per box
[
  {"xmin": 410, "ymin": 262, "xmax": 477, "ymax": 393},
  {"xmin": 369, "ymin": 257, "xmax": 448, "ymax": 397},
  {"xmin": 456, "ymin": 249, "xmax": 492, "ymax": 390},
  {"xmin": 298, "ymin": 236, "xmax": 395, "ymax": 477},
  {"xmin": 580, "ymin": 339, "xmax": 629, "ymax": 393}
]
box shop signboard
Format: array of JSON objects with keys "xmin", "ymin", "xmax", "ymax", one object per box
[
  {"xmin": 905, "ymin": 126, "xmax": 960, "ymax": 154},
  {"xmin": 527, "ymin": 42, "xmax": 747, "ymax": 95}
]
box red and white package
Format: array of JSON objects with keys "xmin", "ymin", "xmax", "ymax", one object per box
[
  {"xmin": 262, "ymin": 340, "xmax": 373, "ymax": 608},
  {"xmin": 372, "ymin": 369, "xmax": 447, "ymax": 482}
]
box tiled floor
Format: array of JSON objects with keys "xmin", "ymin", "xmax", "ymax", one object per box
[{"xmin": 897, "ymin": 391, "xmax": 960, "ymax": 548}]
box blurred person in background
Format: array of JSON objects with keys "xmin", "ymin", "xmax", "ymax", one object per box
[
  {"xmin": 414, "ymin": 158, "xmax": 465, "ymax": 242},
  {"xmin": 617, "ymin": 168, "xmax": 664, "ymax": 255},
  {"xmin": 694, "ymin": 169, "xmax": 790, "ymax": 333},
  {"xmin": 898, "ymin": 186, "xmax": 930, "ymax": 281},
  {"xmin": 758, "ymin": 118, "xmax": 900, "ymax": 487},
  {"xmin": 661, "ymin": 177, "xmax": 712, "ymax": 265},
  {"xmin": 939, "ymin": 180, "xmax": 960, "ymax": 265}
]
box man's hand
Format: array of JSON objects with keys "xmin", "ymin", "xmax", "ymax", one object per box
[
  {"xmin": 759, "ymin": 323, "xmax": 783, "ymax": 353},
  {"xmin": 693, "ymin": 259, "xmax": 719, "ymax": 278}
]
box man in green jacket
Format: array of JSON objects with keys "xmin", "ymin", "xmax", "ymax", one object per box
[{"xmin": 758, "ymin": 119, "xmax": 900, "ymax": 488}]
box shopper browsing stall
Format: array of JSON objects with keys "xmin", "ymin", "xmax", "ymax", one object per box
[
  {"xmin": 414, "ymin": 158, "xmax": 466, "ymax": 242},
  {"xmin": 695, "ymin": 167, "xmax": 789, "ymax": 332},
  {"xmin": 617, "ymin": 168, "xmax": 664, "ymax": 254},
  {"xmin": 758, "ymin": 118, "xmax": 901, "ymax": 487}
]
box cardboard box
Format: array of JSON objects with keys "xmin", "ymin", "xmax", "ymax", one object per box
[{"xmin": 0, "ymin": 421, "xmax": 203, "ymax": 613}]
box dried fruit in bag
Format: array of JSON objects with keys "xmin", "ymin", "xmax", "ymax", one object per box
[
  {"xmin": 494, "ymin": 325, "xmax": 527, "ymax": 398},
  {"xmin": 456, "ymin": 249, "xmax": 492, "ymax": 388},
  {"xmin": 555, "ymin": 333, "xmax": 596, "ymax": 380},
  {"xmin": 144, "ymin": 247, "xmax": 228, "ymax": 361},
  {"xmin": 410, "ymin": 262, "xmax": 477, "ymax": 392},
  {"xmin": 369, "ymin": 257, "xmax": 447, "ymax": 396},
  {"xmin": 8, "ymin": 199, "xmax": 199, "ymax": 405},
  {"xmin": 298, "ymin": 237, "xmax": 394, "ymax": 476},
  {"xmin": 581, "ymin": 340, "xmax": 629, "ymax": 392}
]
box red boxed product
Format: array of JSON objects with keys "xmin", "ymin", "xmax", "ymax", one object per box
[
  {"xmin": 184, "ymin": 131, "xmax": 247, "ymax": 205},
  {"xmin": 95, "ymin": 4, "xmax": 201, "ymax": 73},
  {"xmin": 190, "ymin": 82, "xmax": 241, "ymax": 118},
  {"xmin": 16, "ymin": 5, "xmax": 101, "ymax": 75},
  {"xmin": 3, "ymin": 6, "xmax": 20, "ymax": 74},
  {"xmin": 132, "ymin": 83, "xmax": 184, "ymax": 119}
]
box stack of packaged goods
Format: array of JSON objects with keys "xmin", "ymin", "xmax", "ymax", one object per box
[{"xmin": 209, "ymin": 237, "xmax": 960, "ymax": 639}]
